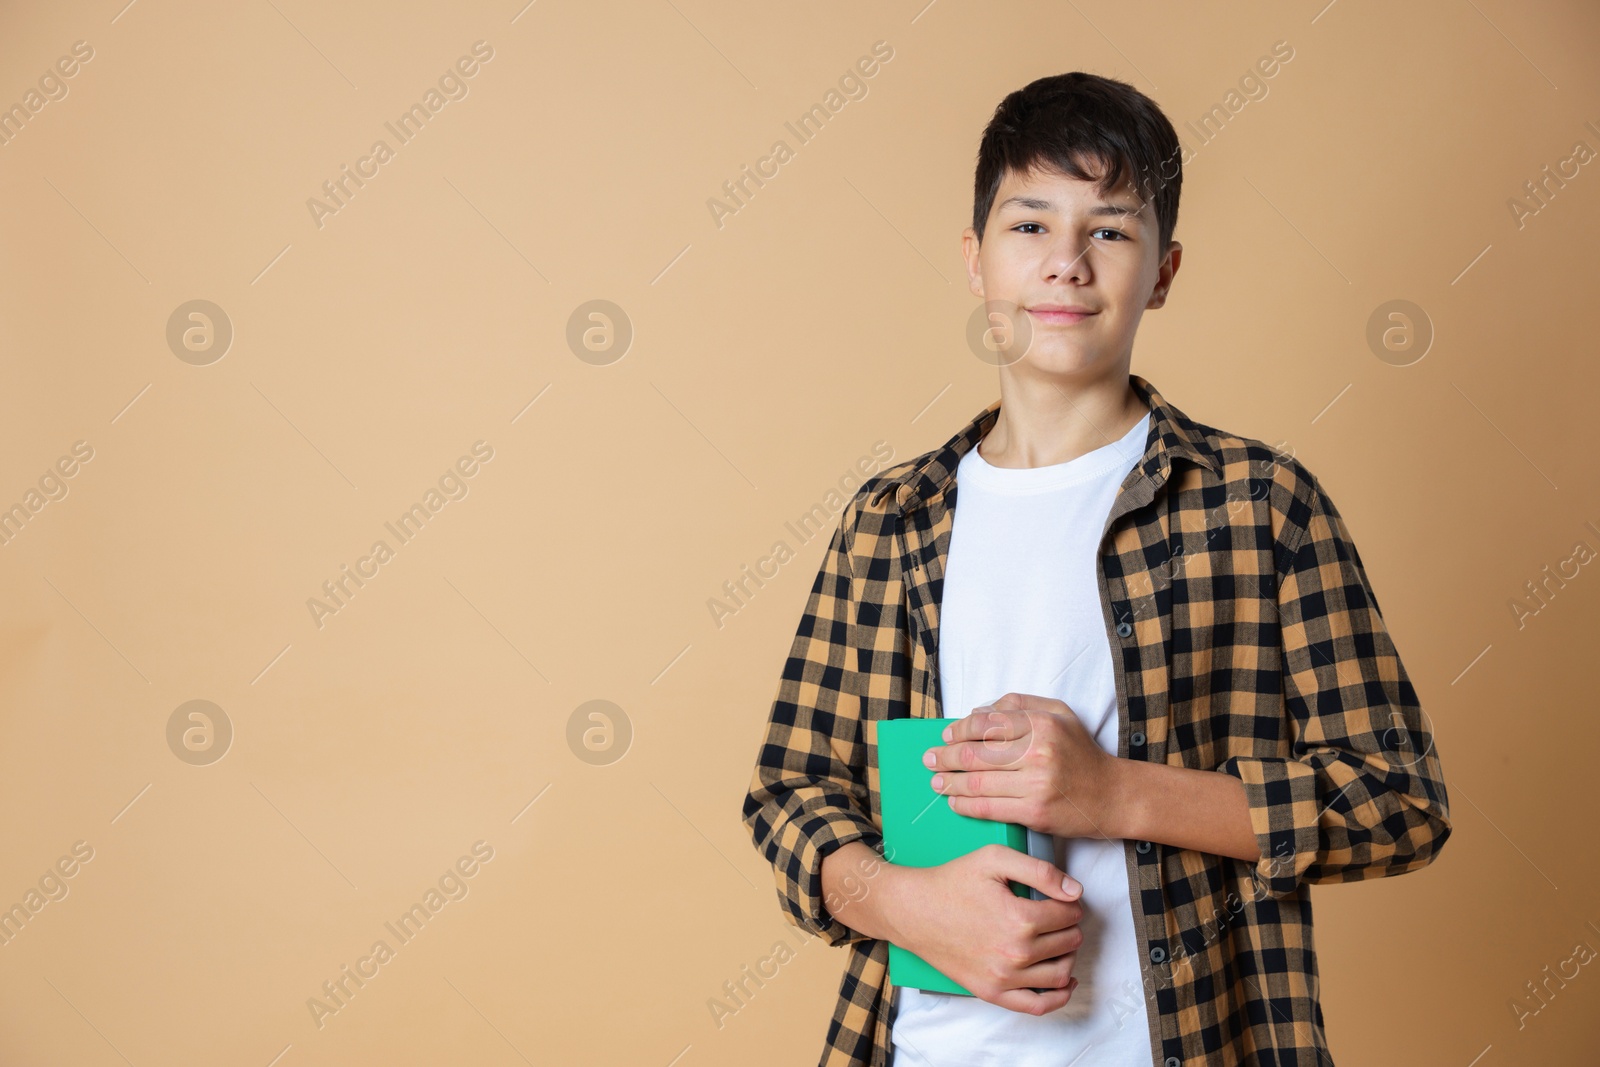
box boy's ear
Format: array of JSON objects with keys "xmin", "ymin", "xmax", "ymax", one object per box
[
  {"xmin": 962, "ymin": 227, "xmax": 985, "ymax": 297},
  {"xmin": 1146, "ymin": 240, "xmax": 1182, "ymax": 309}
]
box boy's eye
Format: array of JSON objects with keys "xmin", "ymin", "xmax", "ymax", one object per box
[{"xmin": 1010, "ymin": 223, "xmax": 1129, "ymax": 240}]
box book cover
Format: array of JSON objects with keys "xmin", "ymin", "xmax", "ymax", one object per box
[{"xmin": 874, "ymin": 716, "xmax": 1034, "ymax": 996}]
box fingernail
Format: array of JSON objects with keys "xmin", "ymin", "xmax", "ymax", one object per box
[
  {"xmin": 1062, "ymin": 876, "xmax": 1082, "ymax": 897},
  {"xmin": 931, "ymin": 774, "xmax": 944, "ymax": 790},
  {"xmin": 942, "ymin": 726, "xmax": 952, "ymax": 742},
  {"xmin": 922, "ymin": 750, "xmax": 936, "ymax": 767}
]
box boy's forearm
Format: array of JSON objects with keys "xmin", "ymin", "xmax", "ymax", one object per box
[
  {"xmin": 815, "ymin": 762, "xmax": 1261, "ymax": 942},
  {"xmin": 1108, "ymin": 758, "xmax": 1262, "ymax": 864},
  {"xmin": 819, "ymin": 840, "xmax": 914, "ymax": 943}
]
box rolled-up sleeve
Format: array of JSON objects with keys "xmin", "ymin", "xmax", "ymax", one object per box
[
  {"xmin": 1219, "ymin": 476, "xmax": 1452, "ymax": 899},
  {"xmin": 742, "ymin": 501, "xmax": 883, "ymax": 946}
]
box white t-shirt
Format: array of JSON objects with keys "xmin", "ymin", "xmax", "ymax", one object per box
[{"xmin": 889, "ymin": 410, "xmax": 1154, "ymax": 1067}]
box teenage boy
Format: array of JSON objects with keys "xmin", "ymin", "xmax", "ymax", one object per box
[{"xmin": 742, "ymin": 72, "xmax": 1451, "ymax": 1066}]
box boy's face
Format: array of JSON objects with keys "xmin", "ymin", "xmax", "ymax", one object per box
[{"xmin": 962, "ymin": 161, "xmax": 1181, "ymax": 381}]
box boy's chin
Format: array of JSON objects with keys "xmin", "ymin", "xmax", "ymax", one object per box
[{"xmin": 1007, "ymin": 344, "xmax": 1122, "ymax": 381}]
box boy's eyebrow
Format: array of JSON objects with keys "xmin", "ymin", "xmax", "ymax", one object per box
[{"xmin": 997, "ymin": 195, "xmax": 1146, "ymax": 220}]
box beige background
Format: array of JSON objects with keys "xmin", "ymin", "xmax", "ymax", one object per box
[{"xmin": 0, "ymin": 0, "xmax": 1594, "ymax": 1063}]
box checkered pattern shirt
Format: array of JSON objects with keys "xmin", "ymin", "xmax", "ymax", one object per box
[{"xmin": 741, "ymin": 373, "xmax": 1452, "ymax": 1066}]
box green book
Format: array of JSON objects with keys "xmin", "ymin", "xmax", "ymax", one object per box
[{"xmin": 874, "ymin": 716, "xmax": 1033, "ymax": 996}]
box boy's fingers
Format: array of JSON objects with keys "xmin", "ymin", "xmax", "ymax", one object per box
[
  {"xmin": 992, "ymin": 976, "xmax": 1078, "ymax": 1016},
  {"xmin": 1017, "ymin": 950, "xmax": 1077, "ymax": 990},
  {"xmin": 1024, "ymin": 928, "xmax": 1084, "ymax": 966},
  {"xmin": 983, "ymin": 844, "xmax": 1082, "ymax": 901},
  {"xmin": 942, "ymin": 708, "xmax": 1028, "ymax": 744}
]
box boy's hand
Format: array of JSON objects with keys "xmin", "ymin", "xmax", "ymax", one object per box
[
  {"xmin": 923, "ymin": 692, "xmax": 1124, "ymax": 841},
  {"xmin": 893, "ymin": 843, "xmax": 1085, "ymax": 1015}
]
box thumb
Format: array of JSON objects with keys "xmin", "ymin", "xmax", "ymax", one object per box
[{"xmin": 986, "ymin": 844, "xmax": 1082, "ymax": 902}]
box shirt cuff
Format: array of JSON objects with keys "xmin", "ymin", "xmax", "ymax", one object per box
[
  {"xmin": 1216, "ymin": 755, "xmax": 1322, "ymax": 899},
  {"xmin": 787, "ymin": 804, "xmax": 884, "ymax": 947}
]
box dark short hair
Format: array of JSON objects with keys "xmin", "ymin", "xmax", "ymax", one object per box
[{"xmin": 973, "ymin": 72, "xmax": 1182, "ymax": 252}]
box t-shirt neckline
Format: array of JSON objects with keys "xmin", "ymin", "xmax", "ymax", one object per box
[{"xmin": 961, "ymin": 409, "xmax": 1150, "ymax": 494}]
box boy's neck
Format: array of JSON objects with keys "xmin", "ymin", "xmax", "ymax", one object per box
[{"xmin": 976, "ymin": 366, "xmax": 1148, "ymax": 470}]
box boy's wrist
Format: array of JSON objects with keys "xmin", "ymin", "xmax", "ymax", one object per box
[
  {"xmin": 821, "ymin": 840, "xmax": 914, "ymax": 944},
  {"xmin": 867, "ymin": 858, "xmax": 919, "ymax": 946},
  {"xmin": 1104, "ymin": 756, "xmax": 1152, "ymax": 843}
]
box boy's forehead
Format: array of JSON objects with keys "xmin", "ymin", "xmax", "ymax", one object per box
[{"xmin": 995, "ymin": 165, "xmax": 1145, "ymax": 216}]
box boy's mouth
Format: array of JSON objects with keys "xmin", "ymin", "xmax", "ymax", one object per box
[{"xmin": 1026, "ymin": 305, "xmax": 1097, "ymax": 325}]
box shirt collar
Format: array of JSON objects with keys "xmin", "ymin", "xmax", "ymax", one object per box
[{"xmin": 869, "ymin": 373, "xmax": 1221, "ymax": 514}]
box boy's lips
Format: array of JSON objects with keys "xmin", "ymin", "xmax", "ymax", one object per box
[{"xmin": 1026, "ymin": 305, "xmax": 1097, "ymax": 324}]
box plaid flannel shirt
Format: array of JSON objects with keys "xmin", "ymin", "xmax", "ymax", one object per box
[{"xmin": 741, "ymin": 373, "xmax": 1452, "ymax": 1066}]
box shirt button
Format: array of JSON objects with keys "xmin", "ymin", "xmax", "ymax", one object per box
[
  {"xmin": 1116, "ymin": 621, "xmax": 1134, "ymax": 638},
  {"xmin": 1130, "ymin": 730, "xmax": 1146, "ymax": 747},
  {"xmin": 1150, "ymin": 945, "xmax": 1167, "ymax": 964},
  {"xmin": 1136, "ymin": 840, "xmax": 1152, "ymax": 854},
  {"xmin": 1165, "ymin": 1058, "xmax": 1182, "ymax": 1067}
]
